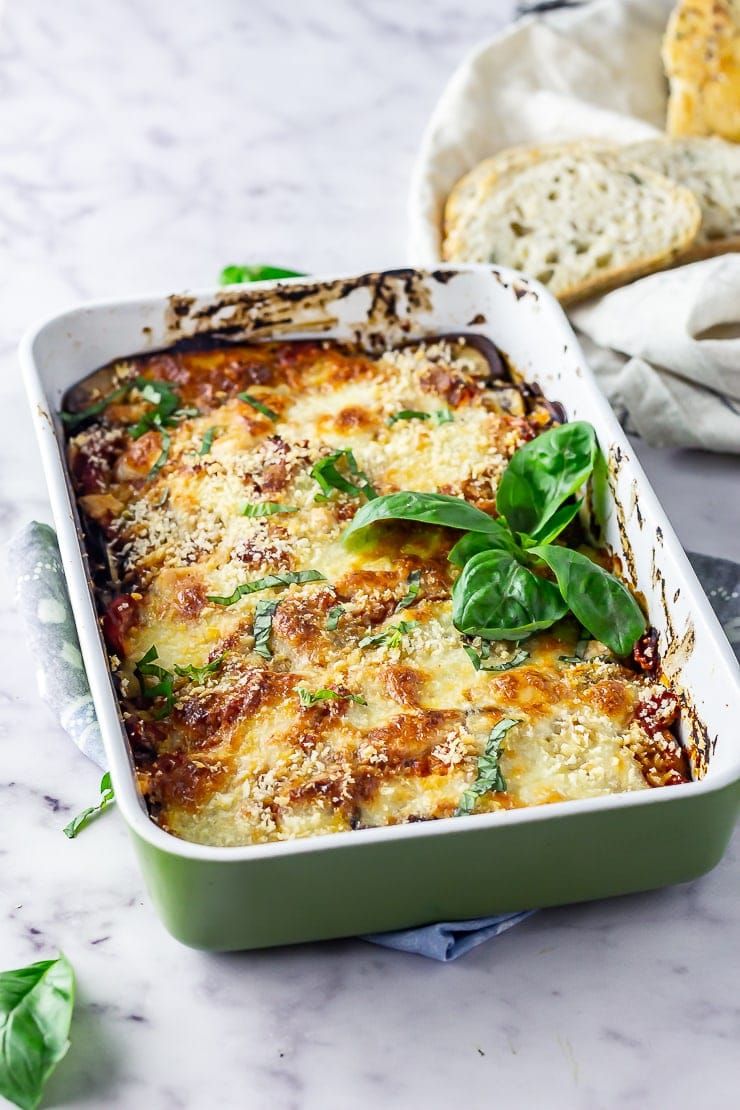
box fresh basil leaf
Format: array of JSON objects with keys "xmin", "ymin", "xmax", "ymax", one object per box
[
  {"xmin": 241, "ymin": 502, "xmax": 298, "ymax": 518},
  {"xmin": 173, "ymin": 656, "xmax": 225, "ymax": 684},
  {"xmin": 342, "ymin": 492, "xmax": 501, "ymax": 545},
  {"xmin": 311, "ymin": 449, "xmax": 376, "ymax": 501},
  {"xmin": 463, "ymin": 645, "xmax": 530, "ymax": 672},
  {"xmin": 496, "ymin": 421, "xmax": 596, "ymax": 542},
  {"xmin": 197, "ymin": 427, "xmax": 220, "ymax": 455},
  {"xmin": 326, "ymin": 605, "xmax": 344, "ymax": 631},
  {"xmin": 530, "ymin": 545, "xmax": 646, "ymax": 656},
  {"xmin": 220, "ymin": 264, "xmax": 305, "ymax": 285},
  {"xmin": 432, "ymin": 408, "xmax": 454, "ymax": 425},
  {"xmin": 395, "ymin": 570, "xmax": 421, "ymax": 612},
  {"xmin": 237, "ymin": 392, "xmax": 279, "ymax": 422},
  {"xmin": 297, "ymin": 687, "xmax": 366, "ymax": 707},
  {"xmin": 134, "ymin": 645, "xmax": 176, "ymax": 717},
  {"xmin": 455, "ymin": 718, "xmax": 519, "ymax": 816},
  {"xmin": 207, "ymin": 569, "xmax": 326, "ymax": 607},
  {"xmin": 62, "ymin": 772, "xmax": 115, "ymax": 839},
  {"xmin": 0, "ymin": 953, "xmax": 75, "ymax": 1110},
  {"xmin": 452, "ymin": 549, "xmax": 568, "ymax": 640},
  {"xmin": 252, "ymin": 600, "xmax": 279, "ymax": 660},
  {"xmin": 448, "ymin": 523, "xmax": 520, "ymax": 567},
  {"xmin": 129, "ymin": 378, "xmax": 197, "ymax": 438},
  {"xmin": 519, "ymin": 498, "xmax": 582, "ymax": 548},
  {"xmin": 61, "ymin": 383, "xmax": 130, "ymax": 431},
  {"xmin": 359, "ymin": 620, "xmax": 418, "ymax": 649},
  {"xmin": 387, "ymin": 410, "xmax": 430, "ymax": 426}
]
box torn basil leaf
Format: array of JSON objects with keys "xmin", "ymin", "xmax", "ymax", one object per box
[
  {"xmin": 0, "ymin": 953, "xmax": 75, "ymax": 1110},
  {"xmin": 173, "ymin": 656, "xmax": 225, "ymax": 684},
  {"xmin": 359, "ymin": 620, "xmax": 418, "ymax": 649},
  {"xmin": 463, "ymin": 645, "xmax": 530, "ymax": 672},
  {"xmin": 62, "ymin": 772, "xmax": 115, "ymax": 839},
  {"xmin": 219, "ymin": 264, "xmax": 305, "ymax": 285},
  {"xmin": 197, "ymin": 427, "xmax": 220, "ymax": 455},
  {"xmin": 61, "ymin": 383, "xmax": 130, "ymax": 431},
  {"xmin": 456, "ymin": 718, "xmax": 520, "ymax": 816}
]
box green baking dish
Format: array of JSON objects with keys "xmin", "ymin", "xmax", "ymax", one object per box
[{"xmin": 21, "ymin": 266, "xmax": 740, "ymax": 950}]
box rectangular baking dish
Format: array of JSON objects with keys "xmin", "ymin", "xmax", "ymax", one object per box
[{"xmin": 21, "ymin": 265, "xmax": 740, "ymax": 951}]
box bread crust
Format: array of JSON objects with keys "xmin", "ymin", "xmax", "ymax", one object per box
[{"xmin": 663, "ymin": 0, "xmax": 740, "ymax": 141}]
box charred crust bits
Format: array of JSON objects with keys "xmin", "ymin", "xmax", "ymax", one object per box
[{"xmin": 634, "ymin": 628, "xmax": 660, "ymax": 674}]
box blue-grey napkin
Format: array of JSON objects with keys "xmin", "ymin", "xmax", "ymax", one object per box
[{"xmin": 8, "ymin": 522, "xmax": 740, "ymax": 959}]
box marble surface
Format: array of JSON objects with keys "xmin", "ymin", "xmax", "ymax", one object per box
[{"xmin": 0, "ymin": 1, "xmax": 738, "ymax": 1108}]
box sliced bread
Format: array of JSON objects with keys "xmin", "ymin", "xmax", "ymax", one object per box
[
  {"xmin": 443, "ymin": 140, "xmax": 616, "ymax": 261},
  {"xmin": 613, "ymin": 137, "xmax": 740, "ymax": 260},
  {"xmin": 441, "ymin": 151, "xmax": 701, "ymax": 304},
  {"xmin": 662, "ymin": 0, "xmax": 740, "ymax": 141}
]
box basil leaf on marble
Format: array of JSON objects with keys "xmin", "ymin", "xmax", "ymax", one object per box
[
  {"xmin": 220, "ymin": 264, "xmax": 305, "ymax": 285},
  {"xmin": 207, "ymin": 569, "xmax": 326, "ymax": 607},
  {"xmin": 342, "ymin": 492, "xmax": 501, "ymax": 544},
  {"xmin": 252, "ymin": 600, "xmax": 279, "ymax": 660},
  {"xmin": 496, "ymin": 421, "xmax": 596, "ymax": 542},
  {"xmin": 62, "ymin": 773, "xmax": 115, "ymax": 839},
  {"xmin": 0, "ymin": 953, "xmax": 75, "ymax": 1110},
  {"xmin": 456, "ymin": 718, "xmax": 520, "ymax": 816},
  {"xmin": 237, "ymin": 392, "xmax": 279, "ymax": 422},
  {"xmin": 530, "ymin": 545, "xmax": 646, "ymax": 656},
  {"xmin": 452, "ymin": 549, "xmax": 568, "ymax": 640}
]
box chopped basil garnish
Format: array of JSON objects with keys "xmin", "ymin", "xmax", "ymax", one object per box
[
  {"xmin": 387, "ymin": 410, "xmax": 431, "ymax": 426},
  {"xmin": 0, "ymin": 953, "xmax": 75, "ymax": 1110},
  {"xmin": 153, "ymin": 487, "xmax": 170, "ymax": 508},
  {"xmin": 207, "ymin": 569, "xmax": 326, "ymax": 607},
  {"xmin": 432, "ymin": 408, "xmax": 454, "ymax": 425},
  {"xmin": 62, "ymin": 772, "xmax": 115, "ymax": 839},
  {"xmin": 237, "ymin": 392, "xmax": 279, "ymax": 422},
  {"xmin": 253, "ymin": 600, "xmax": 279, "ymax": 660},
  {"xmin": 326, "ymin": 605, "xmax": 344, "ymax": 631},
  {"xmin": 147, "ymin": 425, "xmax": 171, "ymax": 480},
  {"xmin": 297, "ymin": 687, "xmax": 367, "ymax": 708},
  {"xmin": 241, "ymin": 502, "xmax": 298, "ymax": 518},
  {"xmin": 456, "ymin": 718, "xmax": 520, "ymax": 816},
  {"xmin": 220, "ymin": 264, "xmax": 305, "ymax": 285},
  {"xmin": 311, "ymin": 448, "xmax": 377, "ymax": 501},
  {"xmin": 198, "ymin": 426, "xmax": 220, "ymax": 455},
  {"xmin": 134, "ymin": 645, "xmax": 176, "ymax": 718},
  {"xmin": 129, "ymin": 378, "xmax": 198, "ymax": 439},
  {"xmin": 359, "ymin": 620, "xmax": 419, "ymax": 649},
  {"xmin": 61, "ymin": 383, "xmax": 130, "ymax": 431},
  {"xmin": 395, "ymin": 569, "xmax": 422, "ymax": 612},
  {"xmin": 463, "ymin": 645, "xmax": 530, "ymax": 672},
  {"xmin": 134, "ymin": 646, "xmax": 224, "ymax": 716},
  {"xmin": 173, "ymin": 656, "xmax": 225, "ymax": 684},
  {"xmin": 559, "ymin": 639, "xmax": 589, "ymax": 664}
]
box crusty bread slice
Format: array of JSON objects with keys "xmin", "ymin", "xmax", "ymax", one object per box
[
  {"xmin": 443, "ymin": 140, "xmax": 616, "ymax": 261},
  {"xmin": 663, "ymin": 0, "xmax": 740, "ymax": 141},
  {"xmin": 613, "ymin": 137, "xmax": 740, "ymax": 260},
  {"xmin": 441, "ymin": 151, "xmax": 701, "ymax": 304}
]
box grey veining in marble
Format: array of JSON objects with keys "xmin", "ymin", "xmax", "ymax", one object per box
[{"xmin": 0, "ymin": 1, "xmax": 738, "ymax": 1108}]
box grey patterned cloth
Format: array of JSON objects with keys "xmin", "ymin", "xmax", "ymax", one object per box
[{"xmin": 7, "ymin": 521, "xmax": 740, "ymax": 959}]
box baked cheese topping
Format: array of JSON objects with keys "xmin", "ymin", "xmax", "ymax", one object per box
[{"xmin": 65, "ymin": 338, "xmax": 689, "ymax": 846}]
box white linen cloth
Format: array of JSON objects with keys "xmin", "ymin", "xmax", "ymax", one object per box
[{"xmin": 407, "ymin": 0, "xmax": 740, "ymax": 453}]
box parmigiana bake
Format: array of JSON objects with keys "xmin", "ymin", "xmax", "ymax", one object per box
[{"xmin": 64, "ymin": 337, "xmax": 689, "ymax": 847}]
